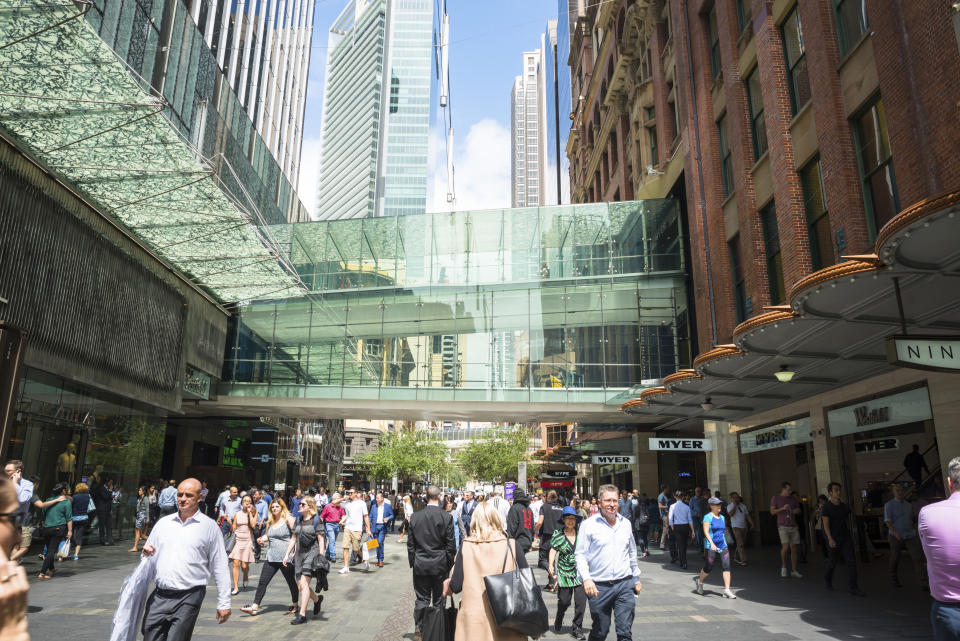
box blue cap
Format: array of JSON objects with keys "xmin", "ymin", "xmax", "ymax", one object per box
[{"xmin": 558, "ymin": 505, "xmax": 582, "ymax": 525}]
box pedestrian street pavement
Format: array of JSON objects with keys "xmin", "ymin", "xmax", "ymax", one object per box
[{"xmin": 23, "ymin": 533, "xmax": 933, "ymax": 640}]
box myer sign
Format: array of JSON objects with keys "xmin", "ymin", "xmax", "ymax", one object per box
[
  {"xmin": 592, "ymin": 455, "xmax": 635, "ymax": 465},
  {"xmin": 739, "ymin": 417, "xmax": 811, "ymax": 454},
  {"xmin": 887, "ymin": 335, "xmax": 960, "ymax": 372},
  {"xmin": 648, "ymin": 438, "xmax": 713, "ymax": 451},
  {"xmin": 828, "ymin": 387, "xmax": 932, "ymax": 437}
]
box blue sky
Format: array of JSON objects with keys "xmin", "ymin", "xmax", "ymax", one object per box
[{"xmin": 298, "ymin": 0, "xmax": 560, "ymax": 215}]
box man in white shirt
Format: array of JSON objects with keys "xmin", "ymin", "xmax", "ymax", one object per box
[
  {"xmin": 529, "ymin": 492, "xmax": 543, "ymax": 526},
  {"xmin": 141, "ymin": 478, "xmax": 231, "ymax": 640},
  {"xmin": 339, "ymin": 489, "xmax": 371, "ymax": 574},
  {"xmin": 487, "ymin": 491, "xmax": 510, "ymax": 524},
  {"xmin": 574, "ymin": 484, "xmax": 641, "ymax": 641},
  {"xmin": 727, "ymin": 492, "xmax": 754, "ymax": 566},
  {"xmin": 315, "ymin": 487, "xmax": 329, "ymax": 508}
]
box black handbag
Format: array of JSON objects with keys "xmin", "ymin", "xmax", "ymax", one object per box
[{"xmin": 483, "ymin": 539, "xmax": 549, "ymax": 638}]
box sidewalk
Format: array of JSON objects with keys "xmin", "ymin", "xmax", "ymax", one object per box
[{"xmin": 20, "ymin": 536, "xmax": 934, "ymax": 640}]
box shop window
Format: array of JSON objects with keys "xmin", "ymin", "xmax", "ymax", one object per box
[
  {"xmin": 834, "ymin": 0, "xmax": 868, "ymax": 56},
  {"xmin": 760, "ymin": 201, "xmax": 785, "ymax": 304},
  {"xmin": 745, "ymin": 67, "xmax": 767, "ymax": 160},
  {"xmin": 800, "ymin": 157, "xmax": 833, "ymax": 271},
  {"xmin": 781, "ymin": 7, "xmax": 810, "ymax": 115},
  {"xmin": 717, "ymin": 112, "xmax": 733, "ymax": 197},
  {"xmin": 707, "ymin": 8, "xmax": 721, "ymax": 80},
  {"xmin": 729, "ymin": 234, "xmax": 747, "ymax": 323},
  {"xmin": 853, "ymin": 96, "xmax": 899, "ymax": 239}
]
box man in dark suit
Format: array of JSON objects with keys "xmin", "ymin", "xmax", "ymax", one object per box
[{"xmin": 407, "ymin": 485, "xmax": 455, "ymax": 640}]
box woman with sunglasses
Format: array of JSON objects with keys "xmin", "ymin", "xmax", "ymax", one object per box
[
  {"xmin": 38, "ymin": 482, "xmax": 72, "ymax": 579},
  {"xmin": 241, "ymin": 499, "xmax": 299, "ymax": 616}
]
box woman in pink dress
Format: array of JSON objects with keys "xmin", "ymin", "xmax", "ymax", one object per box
[{"xmin": 230, "ymin": 494, "xmax": 259, "ymax": 594}]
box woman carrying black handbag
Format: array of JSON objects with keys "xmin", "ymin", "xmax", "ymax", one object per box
[{"xmin": 443, "ymin": 501, "xmax": 547, "ymax": 641}]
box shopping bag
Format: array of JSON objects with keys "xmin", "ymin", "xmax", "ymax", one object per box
[
  {"xmin": 420, "ymin": 602, "xmax": 452, "ymax": 641},
  {"xmin": 224, "ymin": 532, "xmax": 236, "ymax": 554},
  {"xmin": 361, "ymin": 540, "xmax": 370, "ymax": 562},
  {"xmin": 443, "ymin": 596, "xmax": 457, "ymax": 640},
  {"xmin": 365, "ymin": 538, "xmax": 379, "ymax": 550},
  {"xmin": 57, "ymin": 538, "xmax": 71, "ymax": 559},
  {"xmin": 483, "ymin": 540, "xmax": 549, "ymax": 637}
]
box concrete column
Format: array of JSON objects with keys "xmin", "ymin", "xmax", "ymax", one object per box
[
  {"xmin": 632, "ymin": 432, "xmax": 659, "ymax": 494},
  {"xmin": 704, "ymin": 421, "xmax": 741, "ymax": 495},
  {"xmin": 590, "ymin": 464, "xmax": 600, "ymax": 496},
  {"xmin": 810, "ymin": 409, "xmax": 842, "ymax": 495}
]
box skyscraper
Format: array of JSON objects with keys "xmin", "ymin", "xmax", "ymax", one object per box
[
  {"xmin": 191, "ymin": 0, "xmax": 315, "ymax": 194},
  {"xmin": 510, "ymin": 49, "xmax": 546, "ymax": 207},
  {"xmin": 315, "ymin": 0, "xmax": 438, "ymax": 220},
  {"xmin": 545, "ymin": 4, "xmax": 573, "ymax": 205}
]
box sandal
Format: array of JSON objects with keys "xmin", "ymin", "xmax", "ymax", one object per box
[
  {"xmin": 240, "ymin": 604, "xmax": 259, "ymax": 615},
  {"xmin": 285, "ymin": 604, "xmax": 297, "ymax": 615},
  {"xmin": 37, "ymin": 573, "xmax": 50, "ymax": 580}
]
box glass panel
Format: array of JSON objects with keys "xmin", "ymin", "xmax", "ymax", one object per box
[
  {"xmin": 782, "ymin": 8, "xmax": 810, "ymax": 114},
  {"xmin": 836, "ymin": 0, "xmax": 868, "ymax": 56}
]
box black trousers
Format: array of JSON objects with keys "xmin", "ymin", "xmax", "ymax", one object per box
[
  {"xmin": 253, "ymin": 561, "xmax": 299, "ymax": 605},
  {"xmin": 412, "ymin": 573, "xmax": 444, "ymax": 630},
  {"xmin": 142, "ymin": 586, "xmax": 205, "ymax": 641},
  {"xmin": 538, "ymin": 535, "xmax": 553, "ymax": 571},
  {"xmin": 556, "ymin": 584, "xmax": 586, "ymax": 629},
  {"xmin": 635, "ymin": 526, "xmax": 649, "ymax": 555},
  {"xmin": 673, "ymin": 525, "xmax": 691, "ymax": 567},
  {"xmin": 97, "ymin": 509, "xmax": 113, "ymax": 544},
  {"xmin": 40, "ymin": 526, "xmax": 66, "ymax": 575},
  {"xmin": 825, "ymin": 538, "xmax": 859, "ymax": 590}
]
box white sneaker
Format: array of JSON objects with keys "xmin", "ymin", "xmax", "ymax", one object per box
[
  {"xmin": 338, "ymin": 567, "xmax": 350, "ymax": 574},
  {"xmin": 722, "ymin": 588, "xmax": 737, "ymax": 599},
  {"xmin": 363, "ymin": 561, "xmax": 370, "ymax": 571},
  {"xmin": 790, "ymin": 570, "xmax": 803, "ymax": 579},
  {"xmin": 693, "ymin": 576, "xmax": 703, "ymax": 595},
  {"xmin": 780, "ymin": 567, "xmax": 788, "ymax": 578}
]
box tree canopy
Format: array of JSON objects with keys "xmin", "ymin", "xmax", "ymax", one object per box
[
  {"xmin": 455, "ymin": 426, "xmax": 534, "ymax": 484},
  {"xmin": 354, "ymin": 430, "xmax": 449, "ymax": 482}
]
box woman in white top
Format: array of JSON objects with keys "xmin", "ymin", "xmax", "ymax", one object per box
[
  {"xmin": 726, "ymin": 492, "xmax": 753, "ymax": 566},
  {"xmin": 398, "ymin": 495, "xmax": 414, "ymax": 543}
]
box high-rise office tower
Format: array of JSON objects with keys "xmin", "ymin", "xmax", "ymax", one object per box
[
  {"xmin": 189, "ymin": 0, "xmax": 315, "ymax": 196},
  {"xmin": 546, "ymin": 7, "xmax": 572, "ymax": 205},
  {"xmin": 511, "ymin": 49, "xmax": 547, "ymax": 207},
  {"xmin": 315, "ymin": 0, "xmax": 438, "ymax": 220}
]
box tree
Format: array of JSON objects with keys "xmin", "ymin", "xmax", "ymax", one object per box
[
  {"xmin": 355, "ymin": 430, "xmax": 449, "ymax": 484},
  {"xmin": 455, "ymin": 426, "xmax": 534, "ymax": 484}
]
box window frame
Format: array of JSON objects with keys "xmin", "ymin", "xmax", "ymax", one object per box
[
  {"xmin": 780, "ymin": 6, "xmax": 810, "ymax": 116},
  {"xmin": 717, "ymin": 112, "xmax": 733, "ymax": 198},
  {"xmin": 707, "ymin": 8, "xmax": 721, "ymax": 80},
  {"xmin": 799, "ymin": 157, "xmax": 833, "ymax": 271},
  {"xmin": 745, "ymin": 67, "xmax": 767, "ymax": 160},
  {"xmin": 834, "ymin": 0, "xmax": 868, "ymax": 57},
  {"xmin": 851, "ymin": 95, "xmax": 900, "ymax": 241},
  {"xmin": 760, "ymin": 201, "xmax": 785, "ymax": 305},
  {"xmin": 729, "ymin": 234, "xmax": 747, "ymax": 323}
]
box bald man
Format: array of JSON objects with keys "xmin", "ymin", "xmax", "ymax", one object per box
[{"xmin": 141, "ymin": 478, "xmax": 232, "ymax": 640}]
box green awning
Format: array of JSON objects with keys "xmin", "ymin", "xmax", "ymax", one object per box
[{"xmin": 0, "ymin": 0, "xmax": 303, "ymax": 302}]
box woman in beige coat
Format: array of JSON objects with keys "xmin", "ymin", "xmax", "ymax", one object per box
[{"xmin": 443, "ymin": 501, "xmax": 528, "ymax": 641}]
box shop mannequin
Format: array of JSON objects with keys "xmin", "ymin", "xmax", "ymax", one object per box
[{"xmin": 56, "ymin": 442, "xmax": 77, "ymax": 484}]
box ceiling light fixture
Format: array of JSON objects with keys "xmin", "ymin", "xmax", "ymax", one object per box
[
  {"xmin": 775, "ymin": 365, "xmax": 796, "ymax": 383},
  {"xmin": 700, "ymin": 397, "xmax": 714, "ymax": 411}
]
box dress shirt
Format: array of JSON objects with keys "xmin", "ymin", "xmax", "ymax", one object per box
[
  {"xmin": 919, "ymin": 492, "xmax": 960, "ymax": 603},
  {"xmin": 158, "ymin": 486, "xmax": 177, "ymax": 508},
  {"xmin": 254, "ymin": 499, "xmax": 269, "ymax": 524},
  {"xmin": 372, "ymin": 502, "xmax": 389, "ymax": 525},
  {"xmin": 669, "ymin": 501, "xmax": 693, "ymax": 526},
  {"xmin": 883, "ymin": 498, "xmax": 916, "ymax": 539},
  {"xmin": 574, "ymin": 513, "xmax": 640, "ymax": 583},
  {"xmin": 315, "ymin": 493, "xmax": 328, "ymax": 507},
  {"xmin": 219, "ymin": 497, "xmax": 241, "ymax": 519},
  {"xmin": 146, "ymin": 510, "xmax": 232, "ymax": 610},
  {"xmin": 14, "ymin": 477, "xmax": 33, "ymax": 516},
  {"xmin": 529, "ymin": 499, "xmax": 542, "ymax": 523}
]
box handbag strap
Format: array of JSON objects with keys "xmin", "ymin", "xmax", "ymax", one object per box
[{"xmin": 500, "ymin": 538, "xmax": 516, "ymax": 573}]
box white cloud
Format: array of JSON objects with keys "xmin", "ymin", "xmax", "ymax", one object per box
[
  {"xmin": 297, "ymin": 136, "xmax": 323, "ymax": 219},
  {"xmin": 428, "ymin": 118, "xmax": 511, "ymax": 213}
]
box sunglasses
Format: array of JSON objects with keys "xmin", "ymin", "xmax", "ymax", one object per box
[{"xmin": 0, "ymin": 512, "xmax": 24, "ymax": 528}]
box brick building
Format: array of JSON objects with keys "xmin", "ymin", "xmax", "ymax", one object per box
[{"xmin": 566, "ymin": 0, "xmax": 960, "ymax": 524}]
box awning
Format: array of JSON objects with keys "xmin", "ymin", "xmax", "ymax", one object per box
[
  {"xmin": 622, "ymin": 191, "xmax": 960, "ymax": 430},
  {"xmin": 0, "ymin": 0, "xmax": 303, "ymax": 302}
]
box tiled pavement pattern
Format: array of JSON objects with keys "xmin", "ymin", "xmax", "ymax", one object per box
[{"xmin": 23, "ymin": 533, "xmax": 932, "ymax": 640}]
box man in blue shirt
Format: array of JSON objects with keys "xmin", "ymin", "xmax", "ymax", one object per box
[
  {"xmin": 884, "ymin": 483, "xmax": 928, "ymax": 590},
  {"xmin": 689, "ymin": 487, "xmax": 705, "ymax": 555},
  {"xmin": 669, "ymin": 491, "xmax": 695, "ymax": 569},
  {"xmin": 158, "ymin": 479, "xmax": 178, "ymax": 516},
  {"xmin": 575, "ymin": 484, "xmax": 641, "ymax": 641}
]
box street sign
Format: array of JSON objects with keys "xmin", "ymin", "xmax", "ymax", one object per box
[
  {"xmin": 887, "ymin": 335, "xmax": 960, "ymax": 372},
  {"xmin": 592, "ymin": 455, "xmax": 635, "ymax": 465},
  {"xmin": 648, "ymin": 438, "xmax": 713, "ymax": 451},
  {"xmin": 540, "ymin": 480, "xmax": 575, "ymax": 488}
]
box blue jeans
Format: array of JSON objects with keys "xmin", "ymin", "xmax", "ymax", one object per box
[
  {"xmin": 587, "ymin": 576, "xmax": 635, "ymax": 641},
  {"xmin": 932, "ymin": 601, "xmax": 960, "ymax": 641},
  {"xmin": 324, "ymin": 523, "xmax": 339, "ymax": 561},
  {"xmin": 372, "ymin": 524, "xmax": 387, "ymax": 563}
]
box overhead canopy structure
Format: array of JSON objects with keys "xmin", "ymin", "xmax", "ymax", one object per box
[
  {"xmin": 0, "ymin": 0, "xmax": 303, "ymax": 302},
  {"xmin": 622, "ymin": 191, "xmax": 960, "ymax": 431}
]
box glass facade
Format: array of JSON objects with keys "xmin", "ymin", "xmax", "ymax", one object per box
[
  {"xmin": 316, "ymin": 0, "xmax": 436, "ymax": 220},
  {"xmin": 221, "ymin": 200, "xmax": 690, "ymax": 404}
]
